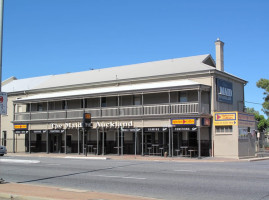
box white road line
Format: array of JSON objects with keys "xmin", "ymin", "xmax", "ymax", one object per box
[
  {"xmin": 94, "ymin": 174, "xmax": 146, "ymax": 180},
  {"xmin": 46, "ymin": 163, "xmax": 61, "ymax": 166},
  {"xmin": 174, "ymin": 169, "xmax": 197, "ymax": 172},
  {"xmin": 65, "ymin": 156, "xmax": 108, "ymax": 160},
  {"xmin": 0, "ymin": 159, "xmax": 40, "ymax": 164}
]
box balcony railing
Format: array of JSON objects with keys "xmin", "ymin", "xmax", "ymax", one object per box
[{"xmin": 14, "ymin": 102, "xmax": 209, "ymax": 122}]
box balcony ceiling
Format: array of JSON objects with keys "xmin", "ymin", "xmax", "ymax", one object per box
[{"xmin": 14, "ymin": 79, "xmax": 207, "ymax": 103}]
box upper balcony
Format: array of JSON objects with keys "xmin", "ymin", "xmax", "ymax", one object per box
[{"xmin": 13, "ymin": 90, "xmax": 211, "ymax": 122}]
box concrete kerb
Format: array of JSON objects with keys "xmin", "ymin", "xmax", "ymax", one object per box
[{"xmin": 4, "ymin": 152, "xmax": 260, "ymax": 162}]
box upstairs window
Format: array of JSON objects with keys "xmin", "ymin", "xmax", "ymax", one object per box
[
  {"xmin": 101, "ymin": 97, "xmax": 106, "ymax": 107},
  {"xmin": 179, "ymin": 91, "xmax": 187, "ymax": 102},
  {"xmin": 134, "ymin": 95, "xmax": 142, "ymax": 105}
]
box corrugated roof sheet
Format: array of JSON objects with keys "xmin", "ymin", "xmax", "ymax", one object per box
[
  {"xmin": 3, "ymin": 54, "xmax": 215, "ymax": 93},
  {"xmin": 2, "ymin": 75, "xmax": 52, "ymax": 93}
]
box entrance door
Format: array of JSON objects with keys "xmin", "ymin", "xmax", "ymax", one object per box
[
  {"xmin": 144, "ymin": 133, "xmax": 153, "ymax": 154},
  {"xmin": 188, "ymin": 132, "xmax": 197, "ymax": 147},
  {"xmin": 67, "ymin": 135, "xmax": 72, "ymax": 153},
  {"xmin": 50, "ymin": 134, "xmax": 62, "ymax": 153},
  {"xmin": 36, "ymin": 134, "xmax": 42, "ymax": 152}
]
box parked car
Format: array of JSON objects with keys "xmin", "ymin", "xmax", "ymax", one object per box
[{"xmin": 0, "ymin": 145, "xmax": 7, "ymax": 156}]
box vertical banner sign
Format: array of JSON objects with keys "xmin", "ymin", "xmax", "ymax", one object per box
[
  {"xmin": 0, "ymin": 92, "xmax": 7, "ymax": 115},
  {"xmin": 216, "ymin": 78, "xmax": 233, "ymax": 104}
]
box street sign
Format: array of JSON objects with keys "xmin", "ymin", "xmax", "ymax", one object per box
[{"xmin": 0, "ymin": 92, "xmax": 7, "ymax": 115}]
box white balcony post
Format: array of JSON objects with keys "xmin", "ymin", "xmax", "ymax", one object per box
[
  {"xmin": 102, "ymin": 127, "xmax": 105, "ymax": 155},
  {"xmin": 141, "ymin": 128, "xmax": 144, "ymax": 156},
  {"xmin": 117, "ymin": 128, "xmax": 120, "ymax": 155},
  {"xmin": 77, "ymin": 128, "xmax": 80, "ymax": 155},
  {"xmin": 97, "ymin": 128, "xmax": 99, "ymax": 155},
  {"xmin": 47, "ymin": 101, "xmax": 49, "ymax": 120},
  {"xmin": 46, "ymin": 130, "xmax": 49, "ymax": 154},
  {"xmin": 198, "ymin": 88, "xmax": 202, "ymax": 114},
  {"xmin": 64, "ymin": 129, "xmax": 67, "ymax": 154}
]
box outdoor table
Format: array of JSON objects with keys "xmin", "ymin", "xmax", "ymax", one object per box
[
  {"xmin": 147, "ymin": 147, "xmax": 152, "ymax": 155},
  {"xmin": 180, "ymin": 146, "xmax": 188, "ymax": 157},
  {"xmin": 188, "ymin": 149, "xmax": 197, "ymax": 158},
  {"xmin": 151, "ymin": 144, "xmax": 159, "ymax": 156},
  {"xmin": 87, "ymin": 145, "xmax": 94, "ymax": 154},
  {"xmin": 175, "ymin": 149, "xmax": 181, "ymax": 156},
  {"xmin": 159, "ymin": 147, "xmax": 164, "ymax": 156}
]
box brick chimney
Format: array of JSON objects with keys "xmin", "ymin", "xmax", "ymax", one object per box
[{"xmin": 215, "ymin": 38, "xmax": 224, "ymax": 71}]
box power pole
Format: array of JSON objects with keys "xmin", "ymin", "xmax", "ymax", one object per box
[
  {"xmin": 0, "ymin": 0, "xmax": 4, "ymax": 184},
  {"xmin": 0, "ymin": 0, "xmax": 4, "ymax": 146}
]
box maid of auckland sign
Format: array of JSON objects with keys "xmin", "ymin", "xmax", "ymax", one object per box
[
  {"xmin": 97, "ymin": 121, "xmax": 133, "ymax": 128},
  {"xmin": 216, "ymin": 78, "xmax": 233, "ymax": 104}
]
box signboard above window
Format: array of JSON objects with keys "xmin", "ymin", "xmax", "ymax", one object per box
[{"xmin": 216, "ymin": 78, "xmax": 233, "ymax": 104}]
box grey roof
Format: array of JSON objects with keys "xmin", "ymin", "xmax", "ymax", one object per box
[
  {"xmin": 3, "ymin": 54, "xmax": 216, "ymax": 93},
  {"xmin": 2, "ymin": 75, "xmax": 52, "ymax": 93}
]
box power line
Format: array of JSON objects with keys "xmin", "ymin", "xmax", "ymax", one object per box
[{"xmin": 245, "ymin": 101, "xmax": 263, "ymax": 105}]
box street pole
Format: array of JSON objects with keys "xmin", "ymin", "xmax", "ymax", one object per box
[{"xmin": 0, "ymin": 0, "xmax": 4, "ymax": 150}]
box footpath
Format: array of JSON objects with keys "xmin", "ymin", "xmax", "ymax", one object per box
[{"xmin": 0, "ymin": 153, "xmax": 268, "ymax": 200}]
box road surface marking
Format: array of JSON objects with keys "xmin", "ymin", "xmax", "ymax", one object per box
[
  {"xmin": 65, "ymin": 156, "xmax": 108, "ymax": 160},
  {"xmin": 0, "ymin": 159, "xmax": 40, "ymax": 164},
  {"xmin": 93, "ymin": 174, "xmax": 146, "ymax": 180},
  {"xmin": 174, "ymin": 169, "xmax": 197, "ymax": 172},
  {"xmin": 46, "ymin": 163, "xmax": 61, "ymax": 166}
]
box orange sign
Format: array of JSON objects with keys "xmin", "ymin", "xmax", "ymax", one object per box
[
  {"xmin": 171, "ymin": 118, "xmax": 196, "ymax": 125},
  {"xmin": 214, "ymin": 112, "xmax": 237, "ymax": 126},
  {"xmin": 14, "ymin": 124, "xmax": 28, "ymax": 130}
]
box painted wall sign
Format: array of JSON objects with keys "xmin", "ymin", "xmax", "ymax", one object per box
[
  {"xmin": 14, "ymin": 124, "xmax": 28, "ymax": 130},
  {"xmin": 238, "ymin": 112, "xmax": 256, "ymax": 127},
  {"xmin": 216, "ymin": 78, "xmax": 233, "ymax": 104},
  {"xmin": 171, "ymin": 118, "xmax": 196, "ymax": 126},
  {"xmin": 214, "ymin": 112, "xmax": 237, "ymax": 126},
  {"xmin": 214, "ymin": 112, "xmax": 255, "ymax": 127},
  {"xmin": 96, "ymin": 121, "xmax": 133, "ymax": 128}
]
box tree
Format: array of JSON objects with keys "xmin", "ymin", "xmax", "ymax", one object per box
[
  {"xmin": 246, "ymin": 107, "xmax": 268, "ymax": 132},
  {"xmin": 257, "ymin": 78, "xmax": 269, "ymax": 117}
]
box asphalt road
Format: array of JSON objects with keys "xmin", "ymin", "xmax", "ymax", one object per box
[{"xmin": 0, "ymin": 156, "xmax": 269, "ymax": 200}]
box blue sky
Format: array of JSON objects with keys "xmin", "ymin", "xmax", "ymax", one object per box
[{"xmin": 2, "ymin": 0, "xmax": 269, "ymax": 116}]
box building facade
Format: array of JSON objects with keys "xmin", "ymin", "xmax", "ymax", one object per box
[{"xmin": 1, "ymin": 40, "xmax": 256, "ymax": 158}]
